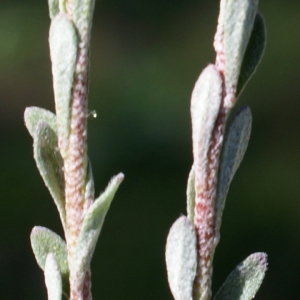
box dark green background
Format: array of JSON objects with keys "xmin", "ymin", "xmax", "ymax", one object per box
[{"xmin": 1, "ymin": 0, "xmax": 300, "ymax": 299}]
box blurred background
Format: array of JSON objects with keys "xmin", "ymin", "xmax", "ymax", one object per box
[{"xmin": 1, "ymin": 0, "xmax": 300, "ymax": 299}]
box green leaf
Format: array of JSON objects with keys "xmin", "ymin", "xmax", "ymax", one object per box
[
  {"xmin": 221, "ymin": 0, "xmax": 259, "ymax": 93},
  {"xmin": 44, "ymin": 253, "xmax": 63, "ymax": 300},
  {"xmin": 30, "ymin": 227, "xmax": 68, "ymax": 285},
  {"xmin": 165, "ymin": 216, "xmax": 197, "ymax": 300},
  {"xmin": 191, "ymin": 64, "xmax": 222, "ymax": 186},
  {"xmin": 186, "ymin": 165, "xmax": 195, "ymax": 223},
  {"xmin": 48, "ymin": 0, "xmax": 59, "ymax": 19},
  {"xmin": 33, "ymin": 121, "xmax": 66, "ymax": 232},
  {"xmin": 215, "ymin": 106, "xmax": 252, "ymax": 235},
  {"xmin": 49, "ymin": 13, "xmax": 78, "ymax": 158},
  {"xmin": 24, "ymin": 107, "xmax": 57, "ymax": 138},
  {"xmin": 214, "ymin": 252, "xmax": 267, "ymax": 300},
  {"xmin": 71, "ymin": 173, "xmax": 124, "ymax": 286},
  {"xmin": 237, "ymin": 13, "xmax": 266, "ymax": 96}
]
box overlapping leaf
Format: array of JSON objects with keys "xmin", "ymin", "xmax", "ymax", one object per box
[
  {"xmin": 31, "ymin": 226, "xmax": 68, "ymax": 280},
  {"xmin": 191, "ymin": 64, "xmax": 222, "ymax": 188},
  {"xmin": 214, "ymin": 253, "xmax": 267, "ymax": 300},
  {"xmin": 72, "ymin": 0, "xmax": 96, "ymax": 44},
  {"xmin": 24, "ymin": 107, "xmax": 57, "ymax": 138},
  {"xmin": 237, "ymin": 13, "xmax": 266, "ymax": 96},
  {"xmin": 186, "ymin": 166, "xmax": 195, "ymax": 223},
  {"xmin": 215, "ymin": 106, "xmax": 252, "ymax": 234},
  {"xmin": 165, "ymin": 216, "xmax": 197, "ymax": 300},
  {"xmin": 32, "ymin": 120, "xmax": 66, "ymax": 231},
  {"xmin": 49, "ymin": 13, "xmax": 77, "ymax": 158},
  {"xmin": 44, "ymin": 253, "xmax": 63, "ymax": 300},
  {"xmin": 71, "ymin": 173, "xmax": 124, "ymax": 287},
  {"xmin": 48, "ymin": 0, "xmax": 59, "ymax": 19},
  {"xmin": 84, "ymin": 161, "xmax": 95, "ymax": 214},
  {"xmin": 221, "ymin": 0, "xmax": 259, "ymax": 93}
]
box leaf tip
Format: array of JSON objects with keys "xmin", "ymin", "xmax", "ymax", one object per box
[
  {"xmin": 248, "ymin": 252, "xmax": 268, "ymax": 272},
  {"xmin": 116, "ymin": 172, "xmax": 125, "ymax": 182},
  {"xmin": 30, "ymin": 225, "xmax": 43, "ymax": 239}
]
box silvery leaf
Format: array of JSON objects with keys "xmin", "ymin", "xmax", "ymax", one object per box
[
  {"xmin": 186, "ymin": 165, "xmax": 195, "ymax": 223},
  {"xmin": 44, "ymin": 253, "xmax": 62, "ymax": 300},
  {"xmin": 215, "ymin": 0, "xmax": 259, "ymax": 96},
  {"xmin": 24, "ymin": 107, "xmax": 57, "ymax": 138},
  {"xmin": 165, "ymin": 216, "xmax": 197, "ymax": 300},
  {"xmin": 49, "ymin": 13, "xmax": 78, "ymax": 158},
  {"xmin": 48, "ymin": 0, "xmax": 59, "ymax": 19},
  {"xmin": 30, "ymin": 226, "xmax": 68, "ymax": 281},
  {"xmin": 72, "ymin": 0, "xmax": 95, "ymax": 44},
  {"xmin": 215, "ymin": 106, "xmax": 252, "ymax": 234},
  {"xmin": 191, "ymin": 64, "xmax": 222, "ymax": 189},
  {"xmin": 33, "ymin": 121, "xmax": 66, "ymax": 231},
  {"xmin": 237, "ymin": 13, "xmax": 266, "ymax": 96},
  {"xmin": 71, "ymin": 173, "xmax": 124, "ymax": 287},
  {"xmin": 214, "ymin": 252, "xmax": 267, "ymax": 300}
]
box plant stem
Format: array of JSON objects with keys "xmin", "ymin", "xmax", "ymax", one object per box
[
  {"xmin": 65, "ymin": 38, "xmax": 89, "ymax": 255},
  {"xmin": 193, "ymin": 106, "xmax": 227, "ymax": 300},
  {"xmin": 62, "ymin": 1, "xmax": 92, "ymax": 299},
  {"xmin": 65, "ymin": 45, "xmax": 89, "ymax": 299}
]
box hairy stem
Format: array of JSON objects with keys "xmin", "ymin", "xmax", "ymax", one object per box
[
  {"xmin": 63, "ymin": 2, "xmax": 92, "ymax": 299},
  {"xmin": 193, "ymin": 106, "xmax": 227, "ymax": 300}
]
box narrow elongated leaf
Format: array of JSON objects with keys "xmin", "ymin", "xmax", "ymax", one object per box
[
  {"xmin": 186, "ymin": 165, "xmax": 195, "ymax": 222},
  {"xmin": 31, "ymin": 226, "xmax": 68, "ymax": 278},
  {"xmin": 45, "ymin": 253, "xmax": 62, "ymax": 300},
  {"xmin": 215, "ymin": 106, "xmax": 252, "ymax": 234},
  {"xmin": 221, "ymin": 0, "xmax": 259, "ymax": 93},
  {"xmin": 237, "ymin": 13, "xmax": 266, "ymax": 96},
  {"xmin": 83, "ymin": 161, "xmax": 95, "ymax": 215},
  {"xmin": 191, "ymin": 64, "xmax": 222, "ymax": 189},
  {"xmin": 71, "ymin": 173, "xmax": 124, "ymax": 286},
  {"xmin": 165, "ymin": 216, "xmax": 197, "ymax": 300},
  {"xmin": 24, "ymin": 107, "xmax": 57, "ymax": 138},
  {"xmin": 214, "ymin": 253, "xmax": 267, "ymax": 300},
  {"xmin": 33, "ymin": 121, "xmax": 66, "ymax": 231},
  {"xmin": 49, "ymin": 13, "xmax": 78, "ymax": 158},
  {"xmin": 48, "ymin": 0, "xmax": 59, "ymax": 19}
]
